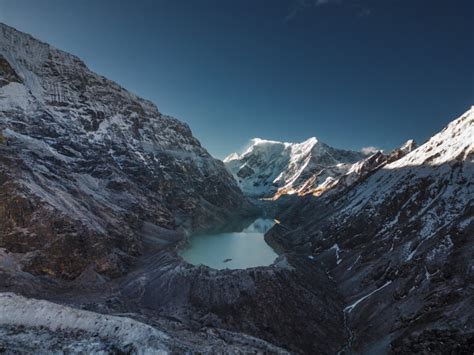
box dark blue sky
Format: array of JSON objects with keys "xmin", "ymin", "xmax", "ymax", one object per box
[{"xmin": 0, "ymin": 0, "xmax": 472, "ymax": 158}]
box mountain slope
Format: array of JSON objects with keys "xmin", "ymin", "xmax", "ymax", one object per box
[
  {"xmin": 0, "ymin": 23, "xmax": 252, "ymax": 279},
  {"xmin": 224, "ymin": 137, "xmax": 365, "ymax": 197},
  {"xmin": 267, "ymin": 107, "xmax": 474, "ymax": 353}
]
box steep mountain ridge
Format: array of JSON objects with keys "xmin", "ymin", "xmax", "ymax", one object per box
[
  {"xmin": 267, "ymin": 107, "xmax": 474, "ymax": 353},
  {"xmin": 304, "ymin": 139, "xmax": 417, "ymax": 197},
  {"xmin": 0, "ymin": 23, "xmax": 252, "ymax": 279},
  {"xmin": 224, "ymin": 136, "xmax": 365, "ymax": 198}
]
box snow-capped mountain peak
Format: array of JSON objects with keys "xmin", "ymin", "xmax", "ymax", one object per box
[
  {"xmin": 399, "ymin": 139, "xmax": 416, "ymax": 153},
  {"xmin": 226, "ymin": 137, "xmax": 319, "ymax": 162},
  {"xmin": 224, "ymin": 136, "xmax": 365, "ymax": 197}
]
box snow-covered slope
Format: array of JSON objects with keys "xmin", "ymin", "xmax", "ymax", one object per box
[
  {"xmin": 0, "ymin": 23, "xmax": 251, "ymax": 279},
  {"xmin": 224, "ymin": 137, "xmax": 365, "ymax": 197},
  {"xmin": 333, "ymin": 108, "xmax": 473, "ymax": 228},
  {"xmin": 268, "ymin": 106, "xmax": 474, "ymax": 353}
]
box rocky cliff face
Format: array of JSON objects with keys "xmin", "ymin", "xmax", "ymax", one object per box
[
  {"xmin": 268, "ymin": 107, "xmax": 474, "ymax": 353},
  {"xmin": 224, "ymin": 137, "xmax": 366, "ymax": 198},
  {"xmin": 0, "ymin": 23, "xmax": 252, "ymax": 279}
]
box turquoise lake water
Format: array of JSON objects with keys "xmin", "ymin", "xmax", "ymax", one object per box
[{"xmin": 179, "ymin": 218, "xmax": 278, "ymax": 270}]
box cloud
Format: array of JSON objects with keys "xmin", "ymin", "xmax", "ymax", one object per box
[{"xmin": 361, "ymin": 146, "xmax": 380, "ymax": 155}]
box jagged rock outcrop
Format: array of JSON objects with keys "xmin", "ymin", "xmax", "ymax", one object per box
[
  {"xmin": 224, "ymin": 137, "xmax": 366, "ymax": 198},
  {"xmin": 267, "ymin": 107, "xmax": 474, "ymax": 353},
  {"xmin": 386, "ymin": 139, "xmax": 417, "ymax": 163},
  {"xmin": 0, "ymin": 23, "xmax": 253, "ymax": 279}
]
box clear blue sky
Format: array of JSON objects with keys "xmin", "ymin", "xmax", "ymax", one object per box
[{"xmin": 0, "ymin": 0, "xmax": 472, "ymax": 159}]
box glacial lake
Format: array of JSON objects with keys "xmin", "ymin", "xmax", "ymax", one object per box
[{"xmin": 179, "ymin": 218, "xmax": 278, "ymax": 270}]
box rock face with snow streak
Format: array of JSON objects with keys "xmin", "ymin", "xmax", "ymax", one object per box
[
  {"xmin": 0, "ymin": 23, "xmax": 252, "ymax": 279},
  {"xmin": 224, "ymin": 137, "xmax": 365, "ymax": 198},
  {"xmin": 268, "ymin": 107, "xmax": 474, "ymax": 353}
]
